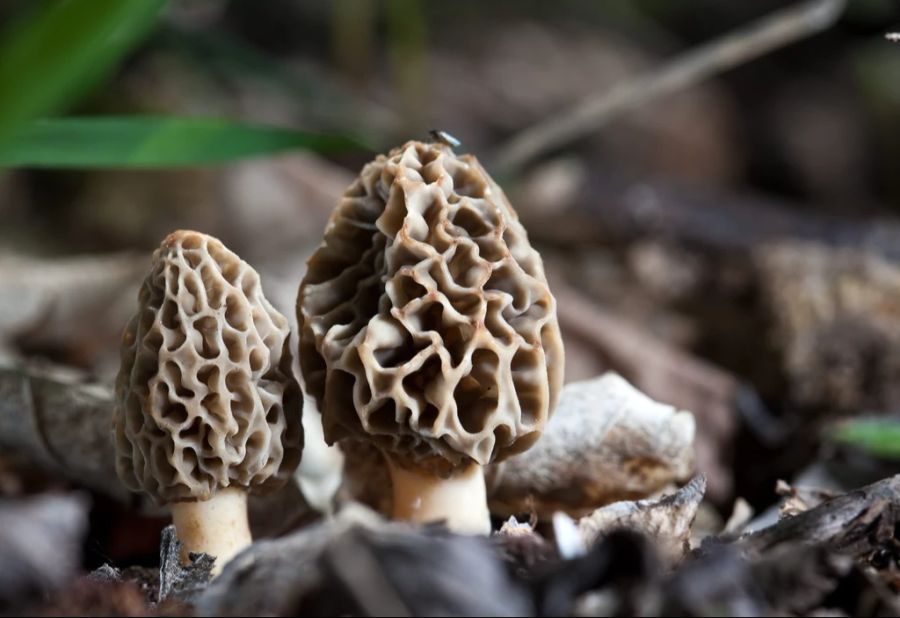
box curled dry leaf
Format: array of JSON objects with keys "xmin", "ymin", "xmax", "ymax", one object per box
[
  {"xmin": 577, "ymin": 475, "xmax": 706, "ymax": 564},
  {"xmin": 488, "ymin": 373, "xmax": 696, "ymax": 517}
]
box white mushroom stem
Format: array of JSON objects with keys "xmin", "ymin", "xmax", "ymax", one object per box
[
  {"xmin": 170, "ymin": 487, "xmax": 252, "ymax": 576},
  {"xmin": 387, "ymin": 459, "xmax": 491, "ymax": 535}
]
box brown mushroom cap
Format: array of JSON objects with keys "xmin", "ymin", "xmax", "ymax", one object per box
[
  {"xmin": 298, "ymin": 141, "xmax": 564, "ymax": 475},
  {"xmin": 115, "ymin": 230, "xmax": 303, "ymax": 503}
]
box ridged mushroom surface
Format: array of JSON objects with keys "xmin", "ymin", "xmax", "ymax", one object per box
[
  {"xmin": 298, "ymin": 141, "xmax": 564, "ymax": 474},
  {"xmin": 115, "ymin": 231, "xmax": 302, "ymax": 503}
]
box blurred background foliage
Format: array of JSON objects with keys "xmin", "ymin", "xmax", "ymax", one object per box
[
  {"xmin": 2, "ymin": 0, "xmax": 900, "ymax": 510},
  {"xmin": 0, "ymin": 1, "xmax": 899, "ymax": 238}
]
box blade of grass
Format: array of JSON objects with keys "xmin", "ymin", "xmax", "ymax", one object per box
[
  {"xmin": 828, "ymin": 419, "xmax": 900, "ymax": 460},
  {"xmin": 0, "ymin": 116, "xmax": 367, "ymax": 168},
  {"xmin": 0, "ymin": 0, "xmax": 167, "ymax": 141}
]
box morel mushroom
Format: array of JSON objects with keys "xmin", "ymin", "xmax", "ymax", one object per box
[
  {"xmin": 298, "ymin": 140, "xmax": 564, "ymax": 533},
  {"xmin": 114, "ymin": 231, "xmax": 302, "ymax": 573}
]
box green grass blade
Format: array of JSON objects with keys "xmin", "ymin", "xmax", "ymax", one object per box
[
  {"xmin": 828, "ymin": 419, "xmax": 900, "ymax": 460},
  {"xmin": 0, "ymin": 116, "xmax": 366, "ymax": 168},
  {"xmin": 0, "ymin": 0, "xmax": 167, "ymax": 140}
]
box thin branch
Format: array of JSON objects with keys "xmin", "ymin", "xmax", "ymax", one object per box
[{"xmin": 492, "ymin": 0, "xmax": 847, "ymax": 173}]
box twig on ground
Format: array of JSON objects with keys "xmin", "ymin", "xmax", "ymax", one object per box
[{"xmin": 492, "ymin": 0, "xmax": 847, "ymax": 172}]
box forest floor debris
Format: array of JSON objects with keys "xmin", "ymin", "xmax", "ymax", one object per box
[{"xmin": 25, "ymin": 474, "xmax": 893, "ymax": 617}]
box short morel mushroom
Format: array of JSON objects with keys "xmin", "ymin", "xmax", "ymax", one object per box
[
  {"xmin": 298, "ymin": 140, "xmax": 564, "ymax": 533},
  {"xmin": 114, "ymin": 231, "xmax": 302, "ymax": 574}
]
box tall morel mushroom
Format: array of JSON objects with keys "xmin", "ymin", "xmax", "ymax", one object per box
[
  {"xmin": 298, "ymin": 140, "xmax": 564, "ymax": 533},
  {"xmin": 115, "ymin": 230, "xmax": 302, "ymax": 574}
]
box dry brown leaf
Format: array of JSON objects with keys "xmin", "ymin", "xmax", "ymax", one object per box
[
  {"xmin": 577, "ymin": 475, "xmax": 706, "ymax": 564},
  {"xmin": 488, "ymin": 373, "xmax": 696, "ymax": 517}
]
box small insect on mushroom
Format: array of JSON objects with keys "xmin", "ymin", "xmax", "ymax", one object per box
[
  {"xmin": 298, "ymin": 140, "xmax": 564, "ymax": 534},
  {"xmin": 429, "ymin": 129, "xmax": 462, "ymax": 148},
  {"xmin": 114, "ymin": 230, "xmax": 303, "ymax": 575}
]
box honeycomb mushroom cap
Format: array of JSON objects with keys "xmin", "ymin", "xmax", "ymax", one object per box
[
  {"xmin": 298, "ymin": 141, "xmax": 564, "ymax": 475},
  {"xmin": 115, "ymin": 231, "xmax": 303, "ymax": 504}
]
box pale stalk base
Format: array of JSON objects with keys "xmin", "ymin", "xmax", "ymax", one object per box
[
  {"xmin": 387, "ymin": 460, "xmax": 491, "ymax": 535},
  {"xmin": 170, "ymin": 487, "xmax": 251, "ymax": 576}
]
